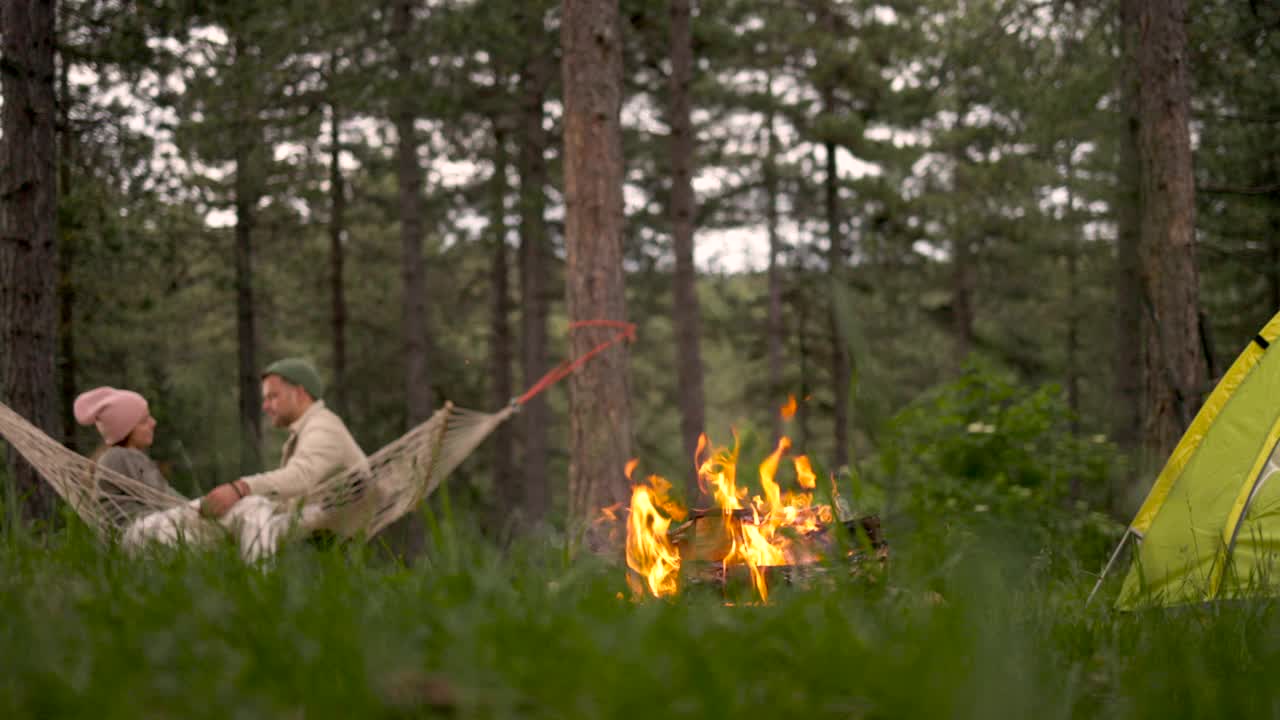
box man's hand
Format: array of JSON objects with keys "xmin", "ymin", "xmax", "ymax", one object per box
[{"xmin": 201, "ymin": 480, "xmax": 248, "ymax": 518}]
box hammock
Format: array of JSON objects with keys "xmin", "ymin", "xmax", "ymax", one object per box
[
  {"xmin": 0, "ymin": 321, "xmax": 634, "ymax": 558},
  {"xmin": 0, "ymin": 398, "xmax": 516, "ymax": 557},
  {"xmin": 0, "ymin": 321, "xmax": 637, "ymax": 558}
]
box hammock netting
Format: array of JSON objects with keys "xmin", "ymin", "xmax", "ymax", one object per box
[
  {"xmin": 0, "ymin": 322, "xmax": 635, "ymax": 559},
  {"xmin": 0, "ymin": 399, "xmax": 515, "ymax": 559}
]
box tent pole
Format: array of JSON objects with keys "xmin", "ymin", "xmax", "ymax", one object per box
[{"xmin": 1086, "ymin": 529, "xmax": 1131, "ymax": 607}]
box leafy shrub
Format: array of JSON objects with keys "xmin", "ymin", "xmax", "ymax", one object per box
[{"xmin": 870, "ymin": 359, "xmax": 1123, "ymax": 566}]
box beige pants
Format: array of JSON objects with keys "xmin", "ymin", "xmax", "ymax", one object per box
[{"xmin": 121, "ymin": 496, "xmax": 321, "ymax": 562}]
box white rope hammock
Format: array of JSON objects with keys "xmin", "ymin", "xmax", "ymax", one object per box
[{"xmin": 0, "ymin": 399, "xmax": 515, "ymax": 557}]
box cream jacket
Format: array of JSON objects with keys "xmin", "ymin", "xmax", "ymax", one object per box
[{"xmin": 241, "ymin": 401, "xmax": 367, "ymax": 500}]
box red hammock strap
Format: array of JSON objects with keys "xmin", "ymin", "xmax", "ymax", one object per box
[{"xmin": 515, "ymin": 320, "xmax": 637, "ymax": 406}]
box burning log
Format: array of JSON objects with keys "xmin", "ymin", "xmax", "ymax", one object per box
[
  {"xmin": 618, "ymin": 395, "xmax": 886, "ymax": 603},
  {"xmin": 670, "ymin": 509, "xmax": 886, "ymax": 563},
  {"xmin": 672, "ymin": 512, "xmax": 888, "ymax": 591},
  {"xmin": 844, "ymin": 515, "xmax": 887, "ymax": 551}
]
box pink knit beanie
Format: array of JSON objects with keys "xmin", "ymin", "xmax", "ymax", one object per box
[{"xmin": 73, "ymin": 387, "xmax": 149, "ymax": 446}]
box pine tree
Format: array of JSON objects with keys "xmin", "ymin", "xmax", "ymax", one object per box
[
  {"xmin": 666, "ymin": 0, "xmax": 707, "ymax": 494},
  {"xmin": 562, "ymin": 0, "xmax": 633, "ymax": 547},
  {"xmin": 1, "ymin": 0, "xmax": 60, "ymax": 521},
  {"xmin": 1128, "ymin": 0, "xmax": 1208, "ymax": 456}
]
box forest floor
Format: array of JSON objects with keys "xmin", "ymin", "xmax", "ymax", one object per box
[{"xmin": 2, "ymin": 506, "xmax": 1276, "ymax": 719}]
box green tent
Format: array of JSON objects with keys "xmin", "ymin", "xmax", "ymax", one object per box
[{"xmin": 1092, "ymin": 310, "xmax": 1280, "ymax": 608}]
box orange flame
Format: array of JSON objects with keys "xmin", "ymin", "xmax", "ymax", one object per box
[
  {"xmin": 780, "ymin": 394, "xmax": 798, "ymax": 420},
  {"xmin": 645, "ymin": 472, "xmax": 687, "ymax": 522},
  {"xmin": 694, "ymin": 433, "xmax": 709, "ymax": 466},
  {"xmin": 794, "ymin": 455, "xmax": 816, "ymax": 489},
  {"xmin": 626, "ymin": 485, "xmax": 682, "ymax": 597},
  {"xmin": 758, "ymin": 435, "xmax": 791, "ymax": 511},
  {"xmin": 623, "ymin": 460, "xmax": 683, "ymax": 597},
  {"xmin": 700, "ymin": 433, "xmax": 831, "ymax": 602},
  {"xmin": 697, "ymin": 432, "xmax": 745, "ymax": 511},
  {"xmin": 617, "ymin": 430, "xmax": 836, "ymax": 604}
]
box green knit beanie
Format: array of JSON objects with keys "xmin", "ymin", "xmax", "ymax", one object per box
[{"xmin": 262, "ymin": 357, "xmax": 324, "ymax": 400}]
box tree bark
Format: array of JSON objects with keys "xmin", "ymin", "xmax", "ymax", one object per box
[
  {"xmin": 797, "ymin": 286, "xmax": 812, "ymax": 451},
  {"xmin": 667, "ymin": 0, "xmax": 706, "ymax": 491},
  {"xmin": 817, "ymin": 6, "xmax": 850, "ymax": 469},
  {"xmin": 764, "ymin": 81, "xmax": 784, "ymax": 446},
  {"xmin": 1130, "ymin": 0, "xmax": 1207, "ymax": 458},
  {"xmin": 372, "ymin": 0, "xmax": 430, "ymax": 562},
  {"xmin": 517, "ymin": 18, "xmax": 555, "ymax": 527},
  {"xmin": 489, "ymin": 125, "xmax": 517, "ymax": 534},
  {"xmin": 1064, "ymin": 152, "xmax": 1081, "ymax": 435},
  {"xmin": 1, "ymin": 0, "xmax": 60, "ymax": 521},
  {"xmin": 824, "ymin": 138, "xmax": 850, "ymax": 469},
  {"xmin": 394, "ymin": 0, "xmax": 432, "ymax": 428},
  {"xmin": 232, "ymin": 32, "xmax": 262, "ymax": 475},
  {"xmin": 57, "ymin": 11, "xmax": 77, "ymax": 452},
  {"xmin": 561, "ymin": 0, "xmax": 632, "ymax": 548},
  {"xmin": 1112, "ymin": 0, "xmax": 1144, "ymax": 454},
  {"xmin": 951, "ymin": 231, "xmax": 975, "ymax": 361},
  {"xmin": 328, "ymin": 88, "xmax": 349, "ymax": 418},
  {"xmin": 948, "ymin": 157, "xmax": 976, "ymax": 364},
  {"xmin": 1065, "ymin": 152, "xmax": 1083, "ymax": 501}
]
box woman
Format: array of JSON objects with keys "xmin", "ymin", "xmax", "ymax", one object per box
[
  {"xmin": 74, "ymin": 386, "xmax": 176, "ymax": 528},
  {"xmin": 74, "ymin": 386, "xmax": 294, "ymax": 559}
]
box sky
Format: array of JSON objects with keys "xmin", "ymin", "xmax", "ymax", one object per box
[
  {"xmin": 63, "ymin": 22, "xmax": 900, "ymax": 277},
  {"xmin": 57, "ymin": 10, "xmax": 1090, "ymax": 277}
]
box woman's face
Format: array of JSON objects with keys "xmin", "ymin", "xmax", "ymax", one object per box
[{"xmin": 126, "ymin": 414, "xmax": 157, "ymax": 450}]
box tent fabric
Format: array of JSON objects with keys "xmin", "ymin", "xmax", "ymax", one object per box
[
  {"xmin": 1116, "ymin": 310, "xmax": 1280, "ymax": 608},
  {"xmin": 1224, "ymin": 445, "xmax": 1280, "ymax": 596}
]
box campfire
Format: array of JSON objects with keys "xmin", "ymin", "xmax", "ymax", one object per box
[{"xmin": 616, "ymin": 396, "xmax": 885, "ymax": 603}]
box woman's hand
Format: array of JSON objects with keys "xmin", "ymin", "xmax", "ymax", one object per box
[{"xmin": 200, "ymin": 480, "xmax": 249, "ymax": 518}]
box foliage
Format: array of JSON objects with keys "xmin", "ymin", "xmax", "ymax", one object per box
[
  {"xmin": 875, "ymin": 359, "xmax": 1123, "ymax": 567},
  {"xmin": 8, "ymin": 503, "xmax": 1280, "ymax": 717},
  {"xmin": 1191, "ymin": 0, "xmax": 1280, "ymax": 361},
  {"xmin": 6, "ymin": 0, "xmax": 1279, "ymax": 708},
  {"xmin": 16, "ymin": 0, "xmax": 1278, "ymax": 534}
]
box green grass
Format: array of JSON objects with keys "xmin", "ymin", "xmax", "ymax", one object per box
[{"xmin": 4, "ymin": 508, "xmax": 1280, "ymax": 719}]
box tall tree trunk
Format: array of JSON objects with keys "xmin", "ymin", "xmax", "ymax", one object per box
[
  {"xmin": 393, "ymin": 0, "xmax": 431, "ymax": 427},
  {"xmin": 797, "ymin": 284, "xmax": 812, "ymax": 451},
  {"xmin": 1131, "ymin": 0, "xmax": 1206, "ymax": 458},
  {"xmin": 764, "ymin": 81, "xmax": 784, "ymax": 446},
  {"xmin": 328, "ymin": 99, "xmax": 348, "ymax": 418},
  {"xmin": 377, "ymin": 0, "xmax": 429, "ymax": 562},
  {"xmin": 1113, "ymin": 0, "xmax": 1144, "ymax": 455},
  {"xmin": 488, "ymin": 125, "xmax": 516, "ymax": 534},
  {"xmin": 951, "ymin": 232, "xmax": 975, "ymax": 361},
  {"xmin": 818, "ymin": 6, "xmax": 850, "ymax": 468},
  {"xmin": 0, "ymin": 0, "xmax": 59, "ymax": 521},
  {"xmin": 945, "ymin": 114, "xmax": 975, "ymax": 364},
  {"xmin": 517, "ymin": 23, "xmax": 554, "ymax": 527},
  {"xmin": 57, "ymin": 12, "xmax": 77, "ymax": 452},
  {"xmin": 1065, "ymin": 152, "xmax": 1084, "ymax": 501},
  {"xmin": 824, "ymin": 138, "xmax": 850, "ymax": 469},
  {"xmin": 233, "ymin": 33, "xmax": 261, "ymax": 475},
  {"xmin": 233, "ymin": 169, "xmax": 260, "ymax": 474},
  {"xmin": 1064, "ymin": 152, "xmax": 1081, "ymax": 434},
  {"xmin": 561, "ymin": 0, "xmax": 632, "ymax": 549},
  {"xmin": 667, "ymin": 0, "xmax": 706, "ymax": 489},
  {"xmin": 949, "ymin": 146, "xmax": 975, "ymax": 364}
]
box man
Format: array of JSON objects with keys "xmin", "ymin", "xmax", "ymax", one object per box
[{"xmin": 201, "ymin": 357, "xmax": 366, "ymax": 519}]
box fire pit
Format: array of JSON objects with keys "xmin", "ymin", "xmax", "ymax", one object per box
[
  {"xmin": 671, "ymin": 509, "xmax": 887, "ymax": 601},
  {"xmin": 618, "ymin": 401, "xmax": 887, "ymax": 603}
]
